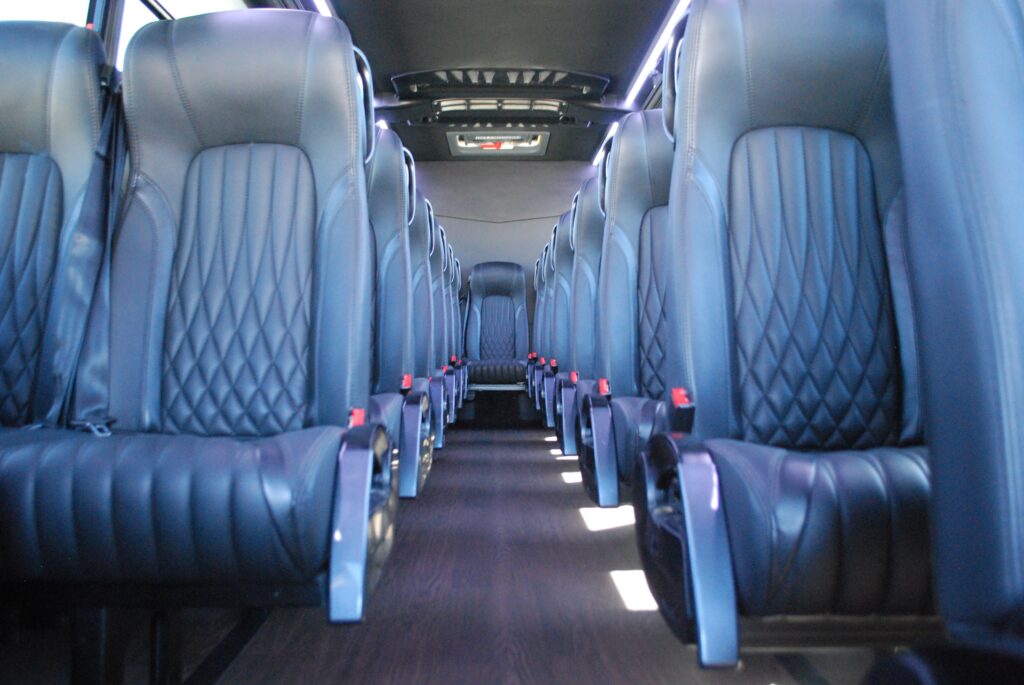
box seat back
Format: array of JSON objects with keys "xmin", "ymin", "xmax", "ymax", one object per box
[
  {"xmin": 466, "ymin": 262, "xmax": 529, "ymax": 362},
  {"xmin": 82, "ymin": 10, "xmax": 374, "ymax": 436},
  {"xmin": 594, "ymin": 109, "xmax": 672, "ymax": 398},
  {"xmin": 428, "ymin": 215, "xmax": 449, "ymax": 369},
  {"xmin": 889, "ymin": 0, "xmax": 1024, "ymax": 639},
  {"xmin": 667, "ymin": 0, "xmax": 919, "ymax": 451},
  {"xmin": 532, "ymin": 252, "xmax": 546, "ymax": 354},
  {"xmin": 454, "ymin": 258, "xmax": 465, "ymax": 359},
  {"xmin": 541, "ymin": 236, "xmax": 557, "ymax": 357},
  {"xmin": 569, "ymin": 177, "xmax": 604, "ymax": 379},
  {"xmin": 366, "ymin": 126, "xmax": 414, "ymax": 393},
  {"xmin": 547, "ymin": 209, "xmax": 574, "ymax": 366},
  {"xmin": 0, "ymin": 22, "xmax": 105, "ymax": 426},
  {"xmin": 446, "ymin": 242, "xmax": 459, "ymax": 361},
  {"xmin": 408, "ymin": 190, "xmax": 435, "ymax": 378}
]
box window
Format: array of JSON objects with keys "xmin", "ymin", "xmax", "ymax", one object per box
[
  {"xmin": 0, "ymin": 0, "xmax": 89, "ymax": 24},
  {"xmin": 117, "ymin": 0, "xmax": 248, "ymax": 67}
]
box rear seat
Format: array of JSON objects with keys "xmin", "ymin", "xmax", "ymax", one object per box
[
  {"xmin": 366, "ymin": 127, "xmax": 432, "ymax": 498},
  {"xmin": 576, "ymin": 109, "xmax": 673, "ymax": 507},
  {"xmin": 464, "ymin": 262, "xmax": 529, "ymax": 386},
  {"xmin": 0, "ymin": 11, "xmax": 396, "ymax": 623}
]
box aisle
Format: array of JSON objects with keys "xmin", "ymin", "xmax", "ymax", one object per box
[{"xmin": 218, "ymin": 429, "xmax": 858, "ymax": 684}]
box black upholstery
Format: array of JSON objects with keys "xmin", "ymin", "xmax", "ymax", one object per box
[
  {"xmin": 428, "ymin": 207, "xmax": 449, "ymax": 371},
  {"xmin": 0, "ymin": 10, "xmax": 375, "ymax": 586},
  {"xmin": 541, "ymin": 236, "xmax": 556, "ymax": 358},
  {"xmin": 568, "ymin": 177, "xmax": 604, "ymax": 379},
  {"xmin": 547, "ymin": 210, "xmax": 574, "ymax": 367},
  {"xmin": 664, "ymin": 0, "xmax": 930, "ymax": 617},
  {"xmin": 534, "ymin": 247, "xmax": 549, "ymax": 356},
  {"xmin": 465, "ymin": 261, "xmax": 528, "ymax": 384},
  {"xmin": 0, "ymin": 22, "xmax": 105, "ymax": 427},
  {"xmin": 366, "ymin": 126, "xmax": 414, "ymax": 396},
  {"xmin": 446, "ymin": 242, "xmax": 460, "ymax": 362},
  {"xmin": 409, "ymin": 191, "xmax": 435, "ymax": 378},
  {"xmin": 889, "ymin": 0, "xmax": 1024, "ymax": 647},
  {"xmin": 594, "ymin": 109, "xmax": 673, "ymax": 400}
]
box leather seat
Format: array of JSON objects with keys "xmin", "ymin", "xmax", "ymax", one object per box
[
  {"xmin": 555, "ymin": 177, "xmax": 605, "ymax": 455},
  {"xmin": 541, "ymin": 209, "xmax": 574, "ymax": 428},
  {"xmin": 576, "ymin": 109, "xmax": 673, "ymax": 506},
  {"xmin": 0, "ymin": 10, "xmax": 396, "ymax": 622},
  {"xmin": 365, "ymin": 127, "xmax": 431, "ymax": 497},
  {"xmin": 528, "ymin": 248, "xmax": 549, "ymax": 400},
  {"xmin": 888, "ymin": 0, "xmax": 1024, "ymax": 662},
  {"xmin": 409, "ymin": 191, "xmax": 446, "ymax": 449},
  {"xmin": 0, "ymin": 22, "xmax": 106, "ymax": 431},
  {"xmin": 434, "ymin": 225, "xmax": 459, "ymax": 423},
  {"xmin": 465, "ymin": 262, "xmax": 529, "ymax": 385},
  {"xmin": 635, "ymin": 0, "xmax": 936, "ymax": 665}
]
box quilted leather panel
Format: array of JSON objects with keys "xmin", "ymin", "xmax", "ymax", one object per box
[
  {"xmin": 0, "ymin": 427, "xmax": 340, "ymax": 582},
  {"xmin": 0, "ymin": 154, "xmax": 62, "ymax": 426},
  {"xmin": 162, "ymin": 144, "xmax": 313, "ymax": 436},
  {"xmin": 467, "ymin": 360, "xmax": 526, "ymax": 385},
  {"xmin": 730, "ymin": 127, "xmax": 900, "ymax": 450},
  {"xmin": 708, "ymin": 438, "xmax": 932, "ymax": 616},
  {"xmin": 637, "ymin": 206, "xmax": 670, "ymax": 400},
  {"xmin": 478, "ymin": 295, "xmax": 515, "ymax": 361}
]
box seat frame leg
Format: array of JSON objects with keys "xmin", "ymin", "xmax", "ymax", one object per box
[
  {"xmin": 578, "ymin": 394, "xmax": 619, "ymax": 507},
  {"xmin": 556, "ymin": 380, "xmax": 577, "ymax": 455},
  {"xmin": 398, "ymin": 391, "xmax": 432, "ymax": 498}
]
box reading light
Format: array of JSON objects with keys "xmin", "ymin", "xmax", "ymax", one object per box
[
  {"xmin": 591, "ymin": 0, "xmax": 691, "ymax": 165},
  {"xmin": 610, "ymin": 570, "xmax": 659, "ymax": 611},
  {"xmin": 312, "ymin": 0, "xmax": 333, "ymax": 16}
]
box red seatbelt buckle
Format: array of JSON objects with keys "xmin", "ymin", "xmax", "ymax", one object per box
[
  {"xmin": 669, "ymin": 386, "xmax": 695, "ymax": 433},
  {"xmin": 549, "ymin": 358, "xmax": 558, "ymax": 372},
  {"xmin": 400, "ymin": 373, "xmax": 413, "ymax": 393},
  {"xmin": 539, "ymin": 357, "xmax": 546, "ymax": 366},
  {"xmin": 441, "ymin": 364, "xmax": 449, "ymax": 373},
  {"xmin": 597, "ymin": 378, "xmax": 611, "ymax": 397},
  {"xmin": 348, "ymin": 407, "xmax": 366, "ymax": 428},
  {"xmin": 570, "ymin": 370, "xmax": 579, "ymax": 384}
]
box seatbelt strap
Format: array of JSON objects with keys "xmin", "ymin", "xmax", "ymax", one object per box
[{"xmin": 48, "ymin": 67, "xmax": 127, "ymax": 428}]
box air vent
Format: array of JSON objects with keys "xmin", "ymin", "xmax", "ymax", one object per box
[
  {"xmin": 392, "ymin": 69, "xmax": 609, "ymax": 99},
  {"xmin": 446, "ymin": 130, "xmax": 551, "ymax": 157},
  {"xmin": 433, "ymin": 98, "xmax": 567, "ymax": 120}
]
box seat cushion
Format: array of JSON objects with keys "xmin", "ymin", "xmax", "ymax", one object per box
[
  {"xmin": 0, "ymin": 427, "xmax": 341, "ymax": 583},
  {"xmin": 707, "ymin": 438, "xmax": 931, "ymax": 617},
  {"xmin": 467, "ymin": 360, "xmax": 526, "ymax": 385}
]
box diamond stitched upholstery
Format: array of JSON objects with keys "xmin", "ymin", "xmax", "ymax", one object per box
[
  {"xmin": 637, "ymin": 206, "xmax": 670, "ymax": 400},
  {"xmin": 0, "ymin": 154, "xmax": 62, "ymax": 425},
  {"xmin": 478, "ymin": 295, "xmax": 515, "ymax": 360},
  {"xmin": 162, "ymin": 144, "xmax": 313, "ymax": 437},
  {"xmin": 730, "ymin": 127, "xmax": 900, "ymax": 450}
]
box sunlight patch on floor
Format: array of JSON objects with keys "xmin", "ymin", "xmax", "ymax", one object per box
[
  {"xmin": 561, "ymin": 471, "xmax": 583, "ymax": 484},
  {"xmin": 549, "ymin": 448, "xmax": 563, "ymax": 456},
  {"xmin": 610, "ymin": 570, "xmax": 658, "ymax": 611},
  {"xmin": 544, "ymin": 436, "xmax": 558, "ymax": 442},
  {"xmin": 556, "ymin": 455, "xmax": 576, "ymax": 461},
  {"xmin": 579, "ymin": 505, "xmax": 635, "ymax": 531}
]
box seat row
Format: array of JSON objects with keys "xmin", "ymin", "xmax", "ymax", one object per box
[
  {"xmin": 528, "ymin": 0, "xmax": 937, "ymax": 666},
  {"xmin": 0, "ymin": 10, "xmax": 466, "ymax": 631}
]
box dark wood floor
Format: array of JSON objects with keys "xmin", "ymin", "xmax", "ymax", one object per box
[{"xmin": 218, "ymin": 428, "xmax": 873, "ymax": 685}]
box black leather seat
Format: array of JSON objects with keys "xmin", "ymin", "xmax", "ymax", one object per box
[
  {"xmin": 527, "ymin": 250, "xmax": 548, "ymax": 399},
  {"xmin": 0, "ymin": 10, "xmax": 396, "ymax": 623},
  {"xmin": 432, "ymin": 224, "xmax": 459, "ymax": 424},
  {"xmin": 409, "ymin": 191, "xmax": 447, "ymax": 450},
  {"xmin": 888, "ymin": 0, "xmax": 1024, "ymax": 667},
  {"xmin": 445, "ymin": 242, "xmax": 467, "ymax": 407},
  {"xmin": 465, "ymin": 262, "xmax": 529, "ymax": 386},
  {"xmin": 634, "ymin": 0, "xmax": 936, "ymax": 666},
  {"xmin": 575, "ymin": 108, "xmax": 673, "ymax": 507},
  {"xmin": 0, "ymin": 22, "xmax": 106, "ymax": 432},
  {"xmin": 541, "ymin": 210, "xmax": 574, "ymax": 428},
  {"xmin": 555, "ymin": 177, "xmax": 605, "ymax": 456},
  {"xmin": 366, "ymin": 127, "xmax": 432, "ymax": 498},
  {"xmin": 531, "ymin": 238, "xmax": 557, "ymax": 411}
]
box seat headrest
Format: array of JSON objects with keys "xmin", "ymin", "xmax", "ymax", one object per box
[
  {"xmin": 446, "ymin": 243, "xmax": 456, "ymax": 283},
  {"xmin": 544, "ymin": 229, "xmax": 557, "ymax": 279},
  {"xmin": 438, "ymin": 226, "xmax": 449, "ymax": 272},
  {"xmin": 426, "ymin": 199, "xmax": 437, "ymax": 256},
  {"xmin": 0, "ymin": 22, "xmax": 105, "ymax": 219},
  {"xmin": 597, "ymin": 135, "xmax": 614, "ymax": 216},
  {"xmin": 677, "ymin": 0, "xmax": 898, "ymax": 208},
  {"xmin": 605, "ymin": 109, "xmax": 672, "ymax": 226},
  {"xmin": 409, "ymin": 190, "xmax": 431, "ymax": 259},
  {"xmin": 539, "ymin": 243, "xmax": 550, "ymax": 283},
  {"xmin": 534, "ymin": 258, "xmax": 542, "ymax": 289},
  {"xmin": 125, "ymin": 10, "xmax": 372, "ymax": 216},
  {"xmin": 402, "ymin": 147, "xmax": 417, "ymax": 225},
  {"xmin": 470, "ymin": 262, "xmax": 526, "ymax": 298},
  {"xmin": 661, "ymin": 15, "xmax": 689, "ymax": 143},
  {"xmin": 571, "ymin": 177, "xmax": 604, "ymax": 267},
  {"xmin": 367, "ymin": 127, "xmax": 411, "ymax": 242},
  {"xmin": 551, "ymin": 210, "xmax": 574, "ymax": 272}
]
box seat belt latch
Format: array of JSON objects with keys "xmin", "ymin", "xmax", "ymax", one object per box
[{"xmin": 670, "ymin": 387, "xmax": 695, "ymax": 433}]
